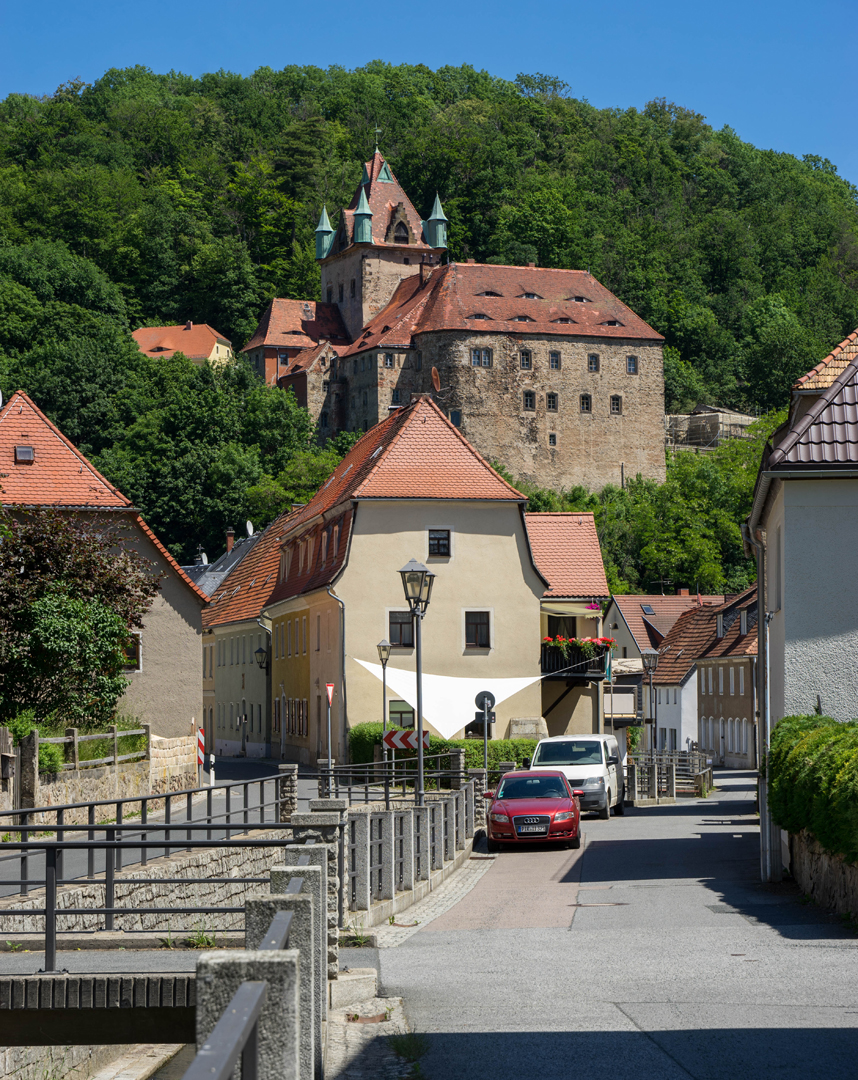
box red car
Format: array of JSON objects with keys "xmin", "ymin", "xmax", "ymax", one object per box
[{"xmin": 485, "ymin": 769, "xmax": 581, "ymax": 852}]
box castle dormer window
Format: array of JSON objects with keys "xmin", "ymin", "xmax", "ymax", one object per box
[
  {"xmin": 512, "ymin": 315, "xmax": 534, "ymax": 322},
  {"xmin": 552, "ymin": 317, "xmax": 575, "ymax": 324},
  {"xmin": 567, "ymin": 296, "xmax": 591, "ymax": 303},
  {"xmin": 394, "ymin": 222, "xmax": 409, "ymax": 244},
  {"xmin": 519, "ymin": 292, "xmax": 543, "ymax": 300},
  {"xmin": 469, "ymin": 313, "xmax": 492, "ymax": 320},
  {"xmin": 477, "ymin": 291, "xmax": 502, "ymax": 297},
  {"xmin": 601, "ymin": 319, "xmax": 623, "ymax": 326}
]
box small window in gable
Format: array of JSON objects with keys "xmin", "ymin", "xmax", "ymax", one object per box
[
  {"xmin": 321, "ymin": 531, "xmax": 329, "ymax": 566},
  {"xmin": 394, "ymin": 221, "xmax": 409, "ymax": 244}
]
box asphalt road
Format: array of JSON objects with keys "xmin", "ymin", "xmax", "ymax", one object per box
[
  {"xmin": 377, "ymin": 771, "xmax": 858, "ymax": 1080},
  {"xmin": 0, "ymin": 758, "xmax": 320, "ymax": 898}
]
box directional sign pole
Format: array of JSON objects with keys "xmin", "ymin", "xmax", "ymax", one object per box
[{"xmin": 483, "ymin": 698, "xmax": 489, "ymax": 772}]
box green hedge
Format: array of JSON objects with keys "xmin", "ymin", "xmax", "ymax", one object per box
[
  {"xmin": 768, "ymin": 714, "xmax": 858, "ymax": 864},
  {"xmin": 348, "ymin": 722, "xmax": 537, "ymax": 771}
]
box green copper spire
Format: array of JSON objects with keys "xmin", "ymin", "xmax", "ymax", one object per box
[
  {"xmin": 353, "ymin": 186, "xmax": 373, "ymax": 244},
  {"xmin": 315, "ymin": 206, "xmax": 334, "ymax": 260},
  {"xmin": 425, "ymin": 193, "xmax": 448, "ymax": 249}
]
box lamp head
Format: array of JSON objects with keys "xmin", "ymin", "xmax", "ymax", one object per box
[
  {"xmin": 254, "ymin": 645, "xmax": 269, "ymax": 671},
  {"xmin": 377, "ymin": 639, "xmax": 391, "ymax": 664},
  {"xmin": 640, "ymin": 647, "xmax": 659, "ymax": 675},
  {"xmin": 399, "ymin": 558, "xmax": 435, "ymax": 612}
]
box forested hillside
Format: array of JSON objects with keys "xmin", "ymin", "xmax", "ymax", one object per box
[{"xmin": 0, "ymin": 62, "xmax": 855, "ymax": 573}]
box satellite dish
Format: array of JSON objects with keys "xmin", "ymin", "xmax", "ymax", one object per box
[
  {"xmin": 201, "ymin": 552, "xmax": 209, "ymax": 564},
  {"xmin": 0, "ymin": 390, "xmax": 3, "ymax": 409},
  {"xmin": 246, "ymin": 521, "xmax": 254, "ymax": 537},
  {"xmin": 431, "ymin": 367, "xmax": 441, "ymax": 393}
]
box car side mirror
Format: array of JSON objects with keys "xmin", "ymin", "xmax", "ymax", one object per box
[
  {"xmin": 483, "ymin": 790, "xmax": 495, "ymax": 799},
  {"xmin": 522, "ymin": 758, "xmax": 531, "ymax": 769},
  {"xmin": 607, "ymin": 755, "xmax": 618, "ymax": 765}
]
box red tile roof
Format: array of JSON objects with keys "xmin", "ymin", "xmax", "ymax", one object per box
[
  {"xmin": 768, "ymin": 352, "xmax": 858, "ymax": 468},
  {"xmin": 242, "ymin": 299, "xmax": 350, "ymax": 353},
  {"xmin": 337, "ymin": 152, "xmax": 434, "ymax": 252},
  {"xmin": 610, "ymin": 594, "xmax": 725, "ymax": 652},
  {"xmin": 342, "ymin": 262, "xmax": 662, "ymax": 355},
  {"xmin": 0, "ymin": 392, "xmax": 207, "ymax": 602},
  {"xmin": 132, "ymin": 322, "xmax": 230, "ymax": 360},
  {"xmin": 263, "ymin": 396, "xmax": 527, "ymax": 608},
  {"xmin": 793, "ymin": 329, "xmax": 858, "ymax": 392},
  {"xmin": 0, "ymin": 391, "xmax": 131, "ymax": 509},
  {"xmin": 652, "ymin": 587, "xmax": 758, "ymax": 684},
  {"xmin": 524, "ymin": 513, "xmax": 609, "ymax": 598},
  {"xmin": 205, "ymin": 511, "xmax": 297, "ymax": 627},
  {"xmin": 279, "ymin": 343, "xmax": 337, "ymax": 379}
]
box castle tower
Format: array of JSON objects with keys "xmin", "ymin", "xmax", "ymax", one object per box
[{"xmin": 318, "ymin": 151, "xmax": 447, "ymax": 340}]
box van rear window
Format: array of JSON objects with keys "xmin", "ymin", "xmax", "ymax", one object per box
[{"xmin": 533, "ymin": 742, "xmax": 604, "ymax": 766}]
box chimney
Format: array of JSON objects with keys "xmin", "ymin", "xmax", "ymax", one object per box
[
  {"xmin": 466, "ymin": 258, "xmax": 476, "ymax": 264},
  {"xmin": 225, "ymin": 527, "xmax": 235, "ymax": 553},
  {"xmin": 527, "ymin": 262, "xmax": 536, "ymax": 268},
  {"xmin": 185, "ymin": 320, "xmax": 193, "ymax": 330},
  {"xmin": 678, "ymin": 588, "xmax": 689, "ymax": 596}
]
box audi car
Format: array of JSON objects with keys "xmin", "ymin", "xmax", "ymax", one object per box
[{"xmin": 484, "ymin": 770, "xmax": 581, "ymax": 852}]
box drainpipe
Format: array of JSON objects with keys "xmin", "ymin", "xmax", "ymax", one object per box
[
  {"xmin": 326, "ymin": 585, "xmax": 348, "ymax": 763},
  {"xmin": 256, "ymin": 617, "xmax": 274, "ymax": 757},
  {"xmin": 742, "ymin": 523, "xmax": 778, "ymax": 882}
]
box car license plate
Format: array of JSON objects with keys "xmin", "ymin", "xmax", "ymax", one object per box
[{"xmin": 518, "ymin": 825, "xmax": 547, "ymax": 834}]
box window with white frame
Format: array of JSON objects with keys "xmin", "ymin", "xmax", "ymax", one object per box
[
  {"xmin": 739, "ymin": 666, "xmax": 745, "ymax": 695},
  {"xmin": 730, "ymin": 667, "xmax": 735, "ymax": 695},
  {"xmin": 719, "ymin": 667, "xmax": 724, "ymax": 694},
  {"xmin": 708, "ymin": 668, "xmax": 713, "ymax": 693}
]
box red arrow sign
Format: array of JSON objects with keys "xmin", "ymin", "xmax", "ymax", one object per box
[{"xmin": 382, "ymin": 729, "xmax": 430, "ymax": 751}]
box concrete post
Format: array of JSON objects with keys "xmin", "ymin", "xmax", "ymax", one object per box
[
  {"xmin": 668, "ymin": 763, "xmax": 677, "ymax": 799},
  {"xmin": 628, "ymin": 760, "xmax": 637, "ymax": 802},
  {"xmin": 449, "ymin": 748, "xmax": 465, "ymax": 790},
  {"xmin": 278, "ymin": 764, "xmax": 298, "ymax": 822},
  {"xmin": 316, "ymin": 758, "xmax": 335, "ymax": 799},
  {"xmin": 397, "ymin": 808, "xmax": 415, "ymax": 893},
  {"xmin": 269, "ymin": 865, "xmax": 325, "ymax": 1025},
  {"xmin": 109, "ymin": 725, "xmax": 118, "ymax": 776},
  {"xmin": 378, "ymin": 811, "xmax": 396, "ymax": 900},
  {"xmin": 649, "ymin": 761, "xmax": 658, "ymax": 800},
  {"xmin": 430, "ymin": 803, "xmax": 444, "ymax": 870},
  {"xmin": 195, "ymin": 951, "xmax": 300, "ymax": 1080},
  {"xmin": 497, "ymin": 760, "xmax": 516, "ymax": 779},
  {"xmin": 348, "ymin": 811, "xmax": 371, "ymax": 911},
  {"xmin": 275, "ymin": 843, "xmax": 337, "ymax": 981},
  {"xmin": 454, "ymin": 790, "xmax": 466, "ymax": 849},
  {"xmin": 468, "ymin": 768, "xmax": 487, "ymax": 830},
  {"xmin": 245, "ymin": 894, "xmax": 316, "ymax": 1080},
  {"xmin": 413, "ymin": 806, "xmax": 430, "ymax": 881},
  {"xmin": 464, "ymin": 780, "xmax": 475, "ymax": 838},
  {"xmin": 442, "ymin": 798, "xmax": 455, "ymax": 861}
]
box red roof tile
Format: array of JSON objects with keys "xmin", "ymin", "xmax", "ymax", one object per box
[
  {"xmin": 652, "ymin": 587, "xmax": 758, "ymax": 684},
  {"xmin": 524, "ymin": 513, "xmax": 609, "ymax": 598},
  {"xmin": 0, "ymin": 391, "xmax": 131, "ymax": 509},
  {"xmin": 134, "ymin": 515, "xmax": 210, "ymax": 605},
  {"xmin": 342, "ymin": 262, "xmax": 662, "ymax": 355},
  {"xmin": 242, "ymin": 299, "xmax": 350, "ymax": 353},
  {"xmin": 792, "ymin": 329, "xmax": 858, "ymax": 392},
  {"xmin": 337, "ymin": 152, "xmax": 434, "ymax": 252},
  {"xmin": 611, "ymin": 594, "xmax": 725, "ymax": 652},
  {"xmin": 205, "ymin": 512, "xmax": 297, "ymax": 627},
  {"xmin": 132, "ymin": 322, "xmax": 230, "ymax": 360}
]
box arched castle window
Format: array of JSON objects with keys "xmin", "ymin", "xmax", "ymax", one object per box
[{"xmin": 394, "ymin": 221, "xmax": 409, "ymax": 244}]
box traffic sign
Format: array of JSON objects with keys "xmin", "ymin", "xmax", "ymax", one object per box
[
  {"xmin": 382, "ymin": 729, "xmax": 431, "ymax": 751},
  {"xmin": 197, "ymin": 728, "xmax": 205, "ymax": 766},
  {"xmin": 474, "ymin": 711, "xmax": 496, "ymax": 724},
  {"xmin": 326, "ymin": 683, "xmax": 335, "ymax": 706},
  {"xmin": 475, "ymin": 690, "xmax": 495, "ymax": 711}
]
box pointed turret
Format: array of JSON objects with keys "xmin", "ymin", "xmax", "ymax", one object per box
[
  {"xmin": 424, "ymin": 193, "xmax": 449, "ymax": 249},
  {"xmin": 315, "ymin": 206, "xmax": 334, "ymax": 260},
  {"xmin": 353, "ymin": 187, "xmax": 373, "ymax": 245}
]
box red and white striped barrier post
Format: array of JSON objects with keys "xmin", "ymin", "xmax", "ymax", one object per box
[{"xmin": 197, "ymin": 727, "xmax": 205, "ymax": 787}]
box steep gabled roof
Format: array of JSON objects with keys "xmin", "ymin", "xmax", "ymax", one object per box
[
  {"xmin": 242, "ymin": 299, "xmax": 350, "ymax": 353},
  {"xmin": 205, "ymin": 513, "xmax": 297, "ymax": 628},
  {"xmin": 610, "ymin": 594, "xmax": 725, "ymax": 653},
  {"xmin": 0, "ymin": 391, "xmax": 131, "ymax": 509},
  {"xmin": 768, "ymin": 352, "xmax": 858, "ymax": 468},
  {"xmin": 793, "ymin": 329, "xmax": 858, "ymax": 392},
  {"xmin": 132, "ymin": 322, "xmax": 230, "ymax": 360},
  {"xmin": 336, "ymin": 151, "xmax": 434, "ymax": 253},
  {"xmin": 279, "ymin": 342, "xmax": 338, "ymax": 379},
  {"xmin": 652, "ymin": 587, "xmax": 758, "ymax": 685},
  {"xmin": 342, "ymin": 262, "xmax": 662, "ymax": 355},
  {"xmin": 524, "ymin": 513, "xmax": 609, "ymax": 599}
]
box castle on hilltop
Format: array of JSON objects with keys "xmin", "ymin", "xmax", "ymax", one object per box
[{"xmin": 242, "ymin": 151, "xmax": 666, "ymax": 489}]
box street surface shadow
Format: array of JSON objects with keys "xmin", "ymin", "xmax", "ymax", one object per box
[{"xmin": 399, "ymin": 1027, "xmax": 858, "ymax": 1080}]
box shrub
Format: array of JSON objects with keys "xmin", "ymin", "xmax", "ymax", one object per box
[
  {"xmin": 348, "ymin": 722, "xmax": 537, "ymax": 770},
  {"xmin": 768, "ymin": 714, "xmax": 858, "ymax": 863}
]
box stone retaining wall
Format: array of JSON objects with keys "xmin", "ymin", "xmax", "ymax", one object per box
[
  {"xmin": 0, "ymin": 828, "xmax": 293, "ymax": 934},
  {"xmin": 2, "ymin": 1040, "xmax": 143, "ymax": 1080},
  {"xmin": 789, "ymin": 829, "xmax": 858, "ymax": 917}
]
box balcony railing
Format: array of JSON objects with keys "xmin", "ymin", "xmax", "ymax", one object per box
[{"xmin": 540, "ymin": 642, "xmax": 608, "ymax": 680}]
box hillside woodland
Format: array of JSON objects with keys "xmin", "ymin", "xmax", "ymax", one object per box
[{"xmin": 0, "ymin": 63, "xmax": 854, "ymax": 579}]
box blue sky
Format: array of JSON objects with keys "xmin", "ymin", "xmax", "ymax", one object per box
[{"xmin": 2, "ymin": 0, "xmax": 855, "ymax": 184}]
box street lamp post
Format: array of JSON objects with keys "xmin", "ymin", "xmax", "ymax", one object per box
[
  {"xmin": 377, "ymin": 639, "xmax": 391, "ymax": 808},
  {"xmin": 640, "ymin": 648, "xmax": 659, "ymax": 752},
  {"xmin": 399, "ymin": 559, "xmax": 435, "ymax": 807}
]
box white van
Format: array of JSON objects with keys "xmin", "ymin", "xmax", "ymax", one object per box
[{"xmin": 527, "ymin": 735, "xmax": 625, "ymax": 818}]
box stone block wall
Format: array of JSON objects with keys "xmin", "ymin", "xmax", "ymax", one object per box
[
  {"xmin": 2, "ymin": 1041, "xmax": 143, "ymax": 1080},
  {"xmin": 149, "ymin": 733, "xmax": 197, "ymax": 795},
  {"xmin": 789, "ymin": 829, "xmax": 858, "ymax": 917}
]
